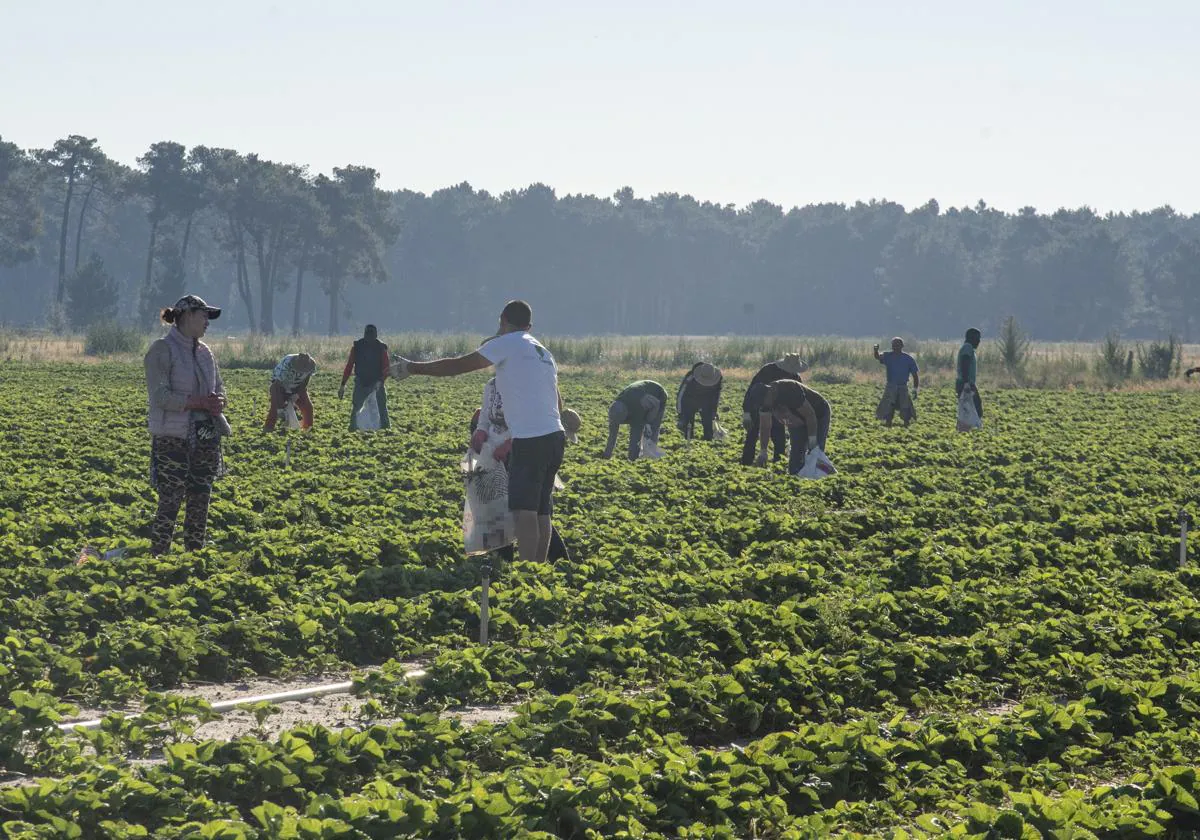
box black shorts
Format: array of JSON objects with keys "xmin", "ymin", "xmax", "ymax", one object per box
[{"xmin": 507, "ymin": 431, "xmax": 565, "ymax": 515}]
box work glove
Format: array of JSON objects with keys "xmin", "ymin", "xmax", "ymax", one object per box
[
  {"xmin": 742, "ymin": 411, "xmax": 753, "ymax": 431},
  {"xmin": 391, "ymin": 357, "xmax": 412, "ymax": 381},
  {"xmin": 338, "ymin": 384, "xmax": 346, "ymax": 400},
  {"xmin": 755, "ymin": 450, "xmax": 768, "ymax": 467},
  {"xmin": 912, "ymin": 387, "xmax": 919, "ymax": 401}
]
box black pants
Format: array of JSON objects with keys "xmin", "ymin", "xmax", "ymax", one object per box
[
  {"xmin": 679, "ymin": 402, "xmax": 716, "ymax": 441},
  {"xmin": 508, "ymin": 432, "xmax": 566, "ymax": 515},
  {"xmin": 741, "ymin": 410, "xmax": 787, "ymax": 465},
  {"xmin": 955, "ymin": 383, "xmax": 983, "ymax": 419}
]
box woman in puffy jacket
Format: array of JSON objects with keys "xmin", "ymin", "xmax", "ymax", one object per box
[{"xmin": 143, "ymin": 295, "xmax": 230, "ymax": 555}]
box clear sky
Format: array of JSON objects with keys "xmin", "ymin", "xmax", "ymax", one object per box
[{"xmin": 3, "ymin": 0, "xmax": 1198, "ymax": 213}]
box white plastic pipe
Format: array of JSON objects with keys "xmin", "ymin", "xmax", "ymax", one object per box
[
  {"xmin": 56, "ymin": 669, "xmax": 426, "ymax": 732},
  {"xmin": 1181, "ymin": 513, "xmax": 1190, "ymax": 569}
]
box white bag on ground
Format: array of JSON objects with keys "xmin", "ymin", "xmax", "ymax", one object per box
[
  {"xmin": 957, "ymin": 388, "xmax": 982, "ymax": 432},
  {"xmin": 462, "ymin": 441, "xmax": 515, "ymax": 556},
  {"xmin": 713, "ymin": 420, "xmax": 728, "ymax": 442},
  {"xmin": 639, "ymin": 431, "xmax": 666, "ymax": 459},
  {"xmin": 356, "ymin": 387, "xmax": 382, "ymax": 431},
  {"xmin": 282, "ymin": 400, "xmax": 300, "ymax": 430},
  {"xmin": 796, "ymin": 447, "xmax": 837, "ymax": 480}
]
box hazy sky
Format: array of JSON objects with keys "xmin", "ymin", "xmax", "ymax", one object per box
[{"xmin": 4, "ymin": 0, "xmax": 1198, "ymax": 213}]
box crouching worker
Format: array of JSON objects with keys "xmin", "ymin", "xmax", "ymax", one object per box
[
  {"xmin": 749, "ymin": 380, "xmax": 831, "ymax": 474},
  {"xmin": 470, "ymin": 377, "xmax": 578, "ymax": 562},
  {"xmin": 677, "ymin": 362, "xmax": 723, "ymax": 440},
  {"xmin": 740, "ymin": 352, "xmax": 808, "ymax": 465},
  {"xmin": 603, "ymin": 380, "xmax": 668, "ymax": 460},
  {"xmin": 264, "ymin": 353, "xmax": 316, "ymax": 431},
  {"xmin": 874, "ymin": 337, "xmax": 919, "ymax": 427}
]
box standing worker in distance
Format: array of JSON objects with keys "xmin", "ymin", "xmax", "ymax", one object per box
[
  {"xmin": 754, "ymin": 380, "xmax": 831, "ymax": 474},
  {"xmin": 676, "ymin": 362, "xmax": 723, "ymax": 441},
  {"xmin": 339, "ymin": 325, "xmax": 391, "ymax": 430},
  {"xmin": 603, "ymin": 380, "xmax": 669, "ymax": 460},
  {"xmin": 143, "ymin": 295, "xmax": 230, "ymax": 556},
  {"xmin": 394, "ymin": 300, "xmax": 573, "ymax": 565},
  {"xmin": 741, "ymin": 352, "xmax": 808, "ymax": 466},
  {"xmin": 957, "ymin": 327, "xmax": 983, "ymax": 420},
  {"xmin": 264, "ymin": 353, "xmax": 317, "ymax": 431},
  {"xmin": 873, "ymin": 338, "xmax": 919, "ymax": 427}
]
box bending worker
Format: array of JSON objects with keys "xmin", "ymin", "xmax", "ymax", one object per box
[
  {"xmin": 603, "ymin": 380, "xmax": 668, "ymax": 460},
  {"xmin": 741, "ymin": 352, "xmax": 808, "ymax": 465},
  {"xmin": 676, "ymin": 362, "xmax": 723, "ymax": 440},
  {"xmin": 264, "ymin": 352, "xmax": 316, "ymax": 431},
  {"xmin": 748, "ymin": 379, "xmax": 831, "ymax": 474}
]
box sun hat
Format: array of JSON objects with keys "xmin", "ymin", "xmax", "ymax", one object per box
[
  {"xmin": 562, "ymin": 408, "xmax": 581, "ymax": 444},
  {"xmin": 777, "ymin": 353, "xmax": 808, "ymax": 375},
  {"xmin": 693, "ymin": 363, "xmax": 722, "ymax": 388}
]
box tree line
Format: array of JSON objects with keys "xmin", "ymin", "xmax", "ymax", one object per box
[{"xmin": 2, "ymin": 133, "xmax": 1200, "ymax": 340}]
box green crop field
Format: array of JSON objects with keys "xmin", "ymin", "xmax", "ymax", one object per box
[{"xmin": 3, "ymin": 362, "xmax": 1200, "ymax": 838}]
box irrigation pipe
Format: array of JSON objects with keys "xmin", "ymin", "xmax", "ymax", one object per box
[{"xmin": 55, "ymin": 668, "xmax": 427, "ymax": 732}]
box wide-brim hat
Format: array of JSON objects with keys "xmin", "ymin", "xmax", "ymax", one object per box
[
  {"xmin": 693, "ymin": 363, "xmax": 722, "ymax": 388},
  {"xmin": 777, "ymin": 353, "xmax": 807, "ymax": 375},
  {"xmin": 562, "ymin": 408, "xmax": 581, "ymax": 444},
  {"xmin": 174, "ymin": 294, "xmax": 221, "ymax": 320}
]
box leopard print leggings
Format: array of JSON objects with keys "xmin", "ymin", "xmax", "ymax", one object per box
[{"xmin": 150, "ymin": 436, "xmax": 222, "ymax": 555}]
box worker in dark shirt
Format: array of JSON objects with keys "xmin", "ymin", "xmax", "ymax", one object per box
[
  {"xmin": 603, "ymin": 380, "xmax": 668, "ymax": 460},
  {"xmin": 338, "ymin": 324, "xmax": 391, "ymax": 430},
  {"xmin": 740, "ymin": 353, "xmax": 808, "ymax": 466},
  {"xmin": 676, "ymin": 362, "xmax": 723, "ymax": 441},
  {"xmin": 753, "ymin": 379, "xmax": 831, "ymax": 474}
]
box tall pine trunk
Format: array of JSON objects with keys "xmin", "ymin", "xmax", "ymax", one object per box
[
  {"xmin": 327, "ymin": 277, "xmax": 341, "ymax": 335},
  {"xmin": 142, "ymin": 214, "xmax": 159, "ymax": 323},
  {"xmin": 256, "ymin": 234, "xmax": 274, "ymax": 335},
  {"xmin": 73, "ymin": 179, "xmax": 96, "ymax": 272},
  {"xmin": 56, "ymin": 167, "xmax": 78, "ymax": 304},
  {"xmin": 230, "ymin": 216, "xmax": 255, "ymax": 330},
  {"xmin": 292, "ymin": 243, "xmax": 309, "ymax": 336},
  {"xmin": 180, "ymin": 214, "xmax": 194, "ymax": 274}
]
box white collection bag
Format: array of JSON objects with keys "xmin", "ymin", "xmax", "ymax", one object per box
[
  {"xmin": 712, "ymin": 420, "xmax": 729, "ymax": 442},
  {"xmin": 462, "ymin": 441, "xmax": 515, "ymax": 556},
  {"xmin": 356, "ymin": 386, "xmax": 382, "ymax": 431},
  {"xmin": 957, "ymin": 388, "xmax": 982, "ymax": 432},
  {"xmin": 639, "ymin": 431, "xmax": 666, "ymax": 459},
  {"xmin": 281, "ymin": 399, "xmax": 301, "ymax": 430},
  {"xmin": 796, "ymin": 447, "xmax": 837, "ymax": 480}
]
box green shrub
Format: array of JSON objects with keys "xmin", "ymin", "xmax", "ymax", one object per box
[
  {"xmin": 84, "ymin": 322, "xmax": 145, "ymax": 356},
  {"xmin": 1096, "ymin": 332, "xmax": 1131, "ymax": 385},
  {"xmin": 1136, "ymin": 336, "xmax": 1182, "ymax": 380}
]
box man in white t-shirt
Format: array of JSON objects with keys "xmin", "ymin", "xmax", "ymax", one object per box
[{"xmin": 394, "ymin": 300, "xmax": 568, "ymax": 564}]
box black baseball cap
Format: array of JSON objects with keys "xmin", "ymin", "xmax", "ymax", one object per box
[{"xmin": 174, "ymin": 294, "xmax": 221, "ymax": 320}]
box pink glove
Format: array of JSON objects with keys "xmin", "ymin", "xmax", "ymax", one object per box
[
  {"xmin": 494, "ymin": 438, "xmax": 513, "ymax": 462},
  {"xmin": 471, "ymin": 429, "xmax": 488, "ymax": 453}
]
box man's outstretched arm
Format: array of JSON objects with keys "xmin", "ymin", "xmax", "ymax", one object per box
[{"xmin": 407, "ymin": 352, "xmax": 493, "ymax": 377}]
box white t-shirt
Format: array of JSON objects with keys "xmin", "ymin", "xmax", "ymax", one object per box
[{"xmin": 477, "ymin": 331, "xmax": 563, "ymax": 439}]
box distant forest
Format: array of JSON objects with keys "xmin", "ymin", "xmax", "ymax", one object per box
[{"xmin": 2, "ymin": 133, "xmax": 1200, "ymax": 340}]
